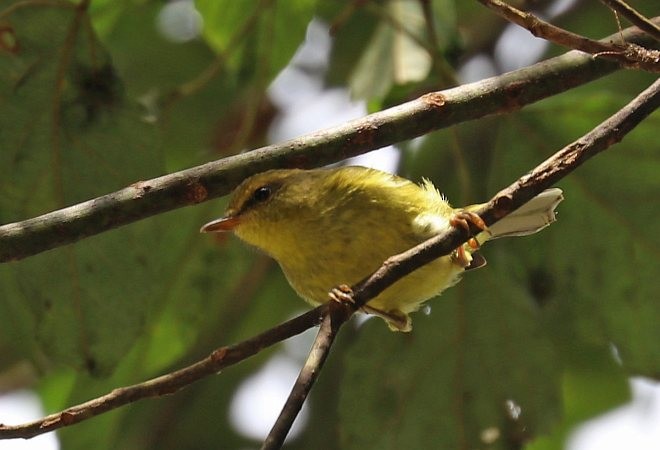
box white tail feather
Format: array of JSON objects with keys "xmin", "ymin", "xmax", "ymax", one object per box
[{"xmin": 482, "ymin": 188, "xmax": 564, "ymax": 240}]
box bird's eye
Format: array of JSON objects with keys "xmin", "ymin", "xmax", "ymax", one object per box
[
  {"xmin": 240, "ymin": 183, "xmax": 279, "ymax": 214},
  {"xmin": 251, "ymin": 185, "xmax": 272, "ymax": 203}
]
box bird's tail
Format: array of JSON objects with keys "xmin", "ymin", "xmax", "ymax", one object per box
[{"xmin": 469, "ymin": 188, "xmax": 564, "ymax": 243}]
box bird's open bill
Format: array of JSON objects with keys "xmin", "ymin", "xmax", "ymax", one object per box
[{"xmin": 200, "ymin": 216, "xmax": 241, "ymax": 233}]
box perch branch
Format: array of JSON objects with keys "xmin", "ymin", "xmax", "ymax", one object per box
[
  {"xmin": 258, "ymin": 78, "xmax": 660, "ymax": 448},
  {"xmin": 1, "ymin": 22, "xmax": 657, "ymax": 262},
  {"xmin": 1, "ymin": 77, "xmax": 657, "ymax": 443},
  {"xmin": 352, "ymin": 78, "xmax": 659, "ymax": 308},
  {"xmin": 261, "ymin": 301, "xmax": 350, "ymax": 450},
  {"xmin": 0, "ymin": 306, "xmax": 327, "ymax": 439},
  {"xmin": 476, "ymin": 1, "xmax": 659, "ymax": 72}
]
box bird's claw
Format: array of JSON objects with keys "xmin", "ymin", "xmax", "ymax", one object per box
[
  {"xmin": 450, "ymin": 210, "xmax": 487, "ymax": 234},
  {"xmin": 328, "ymin": 284, "xmax": 355, "ymax": 305},
  {"xmin": 451, "ymin": 245, "xmax": 472, "ymax": 268},
  {"xmin": 451, "ymin": 211, "xmax": 487, "ymax": 249},
  {"xmin": 450, "ymin": 211, "xmax": 487, "ymax": 267}
]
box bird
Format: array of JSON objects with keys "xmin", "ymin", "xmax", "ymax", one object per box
[{"xmin": 201, "ymin": 166, "xmax": 563, "ymax": 331}]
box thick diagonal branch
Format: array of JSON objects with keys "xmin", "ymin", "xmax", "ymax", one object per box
[
  {"xmin": 351, "ymin": 78, "xmax": 659, "ymax": 309},
  {"xmin": 0, "ymin": 22, "xmax": 657, "ymax": 262},
  {"xmin": 1, "ymin": 71, "xmax": 657, "ymax": 446},
  {"xmin": 260, "ymin": 78, "xmax": 660, "ymax": 448}
]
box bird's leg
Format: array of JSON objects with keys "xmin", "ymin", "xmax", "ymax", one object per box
[
  {"xmin": 361, "ymin": 305, "xmax": 412, "ymax": 332},
  {"xmin": 450, "ymin": 211, "xmax": 487, "ymax": 268},
  {"xmin": 329, "ymin": 285, "xmax": 412, "ymax": 331}
]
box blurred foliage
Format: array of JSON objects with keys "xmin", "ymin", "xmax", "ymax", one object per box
[{"xmin": 0, "ymin": 0, "xmax": 658, "ymax": 449}]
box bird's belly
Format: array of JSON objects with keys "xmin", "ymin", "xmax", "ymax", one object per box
[
  {"xmin": 366, "ymin": 255, "xmax": 463, "ymax": 314},
  {"xmin": 281, "ymin": 253, "xmax": 464, "ymax": 315}
]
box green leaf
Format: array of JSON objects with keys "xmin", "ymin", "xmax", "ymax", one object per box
[
  {"xmin": 493, "ymin": 88, "xmax": 660, "ymax": 376},
  {"xmin": 326, "ymin": 0, "xmax": 436, "ymax": 99},
  {"xmin": 0, "ymin": 1, "xmax": 656, "ymax": 448},
  {"xmin": 527, "ymin": 346, "xmax": 630, "ymax": 450},
  {"xmin": 196, "ymin": 0, "xmax": 316, "ymax": 82},
  {"xmin": 95, "ymin": 2, "xmax": 249, "ymax": 169},
  {"xmin": 0, "ymin": 2, "xmax": 162, "ymax": 375},
  {"xmin": 339, "ymin": 269, "xmax": 561, "ymax": 449}
]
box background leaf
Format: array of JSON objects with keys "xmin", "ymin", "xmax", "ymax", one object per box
[
  {"xmin": 0, "ymin": 1, "xmax": 162, "ymax": 375},
  {"xmin": 0, "ymin": 0, "xmax": 658, "ymax": 449}
]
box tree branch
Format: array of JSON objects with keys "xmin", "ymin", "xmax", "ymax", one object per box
[
  {"xmin": 1, "ymin": 77, "xmax": 657, "ymax": 443},
  {"xmin": 262, "ymin": 78, "xmax": 660, "ymax": 448},
  {"xmin": 599, "ymin": 0, "xmax": 660, "ymax": 41},
  {"xmin": 351, "ymin": 78, "xmax": 659, "ymax": 310},
  {"xmin": 0, "ymin": 22, "xmax": 657, "ymax": 263},
  {"xmin": 0, "ymin": 306, "xmax": 327, "ymax": 439},
  {"xmin": 261, "ymin": 301, "xmax": 350, "ymax": 450},
  {"xmin": 476, "ymin": 1, "xmax": 659, "ymax": 72}
]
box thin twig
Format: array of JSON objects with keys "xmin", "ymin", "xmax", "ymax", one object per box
[
  {"xmin": 1, "ymin": 78, "xmax": 657, "ymax": 443},
  {"xmin": 1, "ymin": 22, "xmax": 657, "ymax": 263},
  {"xmin": 261, "ymin": 301, "xmax": 351, "ymax": 450},
  {"xmin": 476, "ymin": 0, "xmax": 660, "ymax": 72},
  {"xmin": 0, "ymin": 306, "xmax": 327, "ymax": 439},
  {"xmin": 365, "ymin": 1, "xmax": 434, "ymax": 56},
  {"xmin": 599, "ymin": 0, "xmax": 660, "ymax": 41},
  {"xmin": 417, "ymin": 0, "xmax": 458, "ymax": 86},
  {"xmin": 419, "ymin": 0, "xmax": 440, "ymax": 55}
]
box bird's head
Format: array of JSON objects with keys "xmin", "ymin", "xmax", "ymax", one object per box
[{"xmin": 200, "ymin": 169, "xmax": 318, "ymax": 256}]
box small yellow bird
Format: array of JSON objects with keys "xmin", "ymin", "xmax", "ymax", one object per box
[{"xmin": 201, "ymin": 166, "xmax": 563, "ymax": 331}]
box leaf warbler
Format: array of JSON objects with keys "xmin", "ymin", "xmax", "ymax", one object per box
[{"xmin": 201, "ymin": 166, "xmax": 563, "ymax": 331}]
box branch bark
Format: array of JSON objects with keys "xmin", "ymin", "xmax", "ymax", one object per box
[
  {"xmin": 261, "ymin": 301, "xmax": 349, "ymax": 450},
  {"xmin": 0, "ymin": 306, "xmax": 327, "ymax": 439},
  {"xmin": 477, "ymin": 1, "xmax": 659, "ymax": 72},
  {"xmin": 0, "ymin": 22, "xmax": 657, "ymax": 262},
  {"xmin": 349, "ymin": 78, "xmax": 660, "ymax": 310},
  {"xmin": 1, "ymin": 77, "xmax": 657, "ymax": 442},
  {"xmin": 259, "ymin": 78, "xmax": 660, "ymax": 449},
  {"xmin": 599, "ymin": 0, "xmax": 660, "ymax": 41}
]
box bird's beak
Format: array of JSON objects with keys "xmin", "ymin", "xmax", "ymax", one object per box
[{"xmin": 200, "ymin": 216, "xmax": 241, "ymax": 233}]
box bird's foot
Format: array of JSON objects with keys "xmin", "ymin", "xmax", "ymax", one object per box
[
  {"xmin": 328, "ymin": 284, "xmax": 355, "ymax": 305},
  {"xmin": 450, "ymin": 211, "xmax": 487, "ymax": 267},
  {"xmin": 450, "ymin": 211, "xmax": 487, "ymax": 241}
]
